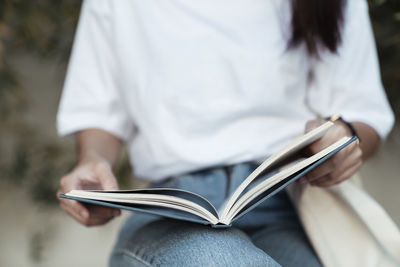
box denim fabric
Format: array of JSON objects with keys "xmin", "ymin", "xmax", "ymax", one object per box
[{"xmin": 109, "ymin": 163, "xmax": 322, "ymax": 267}]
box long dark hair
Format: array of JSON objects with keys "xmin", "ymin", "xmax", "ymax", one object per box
[{"xmin": 289, "ymin": 0, "xmax": 345, "ymax": 56}]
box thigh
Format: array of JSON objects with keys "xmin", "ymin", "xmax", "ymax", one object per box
[
  {"xmin": 250, "ymin": 222, "xmax": 322, "ymax": 267},
  {"xmin": 110, "ymin": 218, "xmax": 281, "ymax": 267}
]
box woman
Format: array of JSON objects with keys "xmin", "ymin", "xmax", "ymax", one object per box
[{"xmin": 57, "ymin": 0, "xmax": 394, "ymax": 266}]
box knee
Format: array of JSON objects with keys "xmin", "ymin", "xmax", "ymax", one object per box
[
  {"xmin": 111, "ymin": 220, "xmax": 280, "ymax": 266},
  {"xmin": 165, "ymin": 225, "xmax": 280, "ymax": 266}
]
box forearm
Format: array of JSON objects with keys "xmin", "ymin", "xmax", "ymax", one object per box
[
  {"xmin": 351, "ymin": 122, "xmax": 380, "ymax": 160},
  {"xmin": 76, "ymin": 129, "xmax": 123, "ymax": 167}
]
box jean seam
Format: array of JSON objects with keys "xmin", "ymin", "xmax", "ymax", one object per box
[{"xmin": 113, "ymin": 248, "xmax": 155, "ymax": 267}]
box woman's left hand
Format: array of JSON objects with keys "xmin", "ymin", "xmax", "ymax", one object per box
[{"xmin": 298, "ymin": 119, "xmax": 363, "ymax": 187}]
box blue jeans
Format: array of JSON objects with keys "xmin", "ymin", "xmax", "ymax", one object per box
[{"xmin": 109, "ymin": 163, "xmax": 321, "ymax": 266}]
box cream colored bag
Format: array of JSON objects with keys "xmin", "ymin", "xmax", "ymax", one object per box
[{"xmin": 287, "ymin": 174, "xmax": 400, "ymax": 267}]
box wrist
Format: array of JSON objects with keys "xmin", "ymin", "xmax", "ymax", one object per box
[
  {"xmin": 326, "ymin": 115, "xmax": 359, "ymax": 141},
  {"xmin": 76, "ymin": 129, "xmax": 122, "ymax": 167},
  {"xmin": 78, "ymin": 150, "xmax": 112, "ymax": 167}
]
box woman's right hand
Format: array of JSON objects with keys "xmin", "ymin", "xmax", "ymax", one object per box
[{"xmin": 57, "ymin": 158, "xmax": 121, "ymax": 226}]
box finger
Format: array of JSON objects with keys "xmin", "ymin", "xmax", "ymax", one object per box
[
  {"xmin": 79, "ymin": 204, "xmax": 119, "ymax": 226},
  {"xmin": 309, "ymin": 147, "xmax": 362, "ymax": 186},
  {"xmin": 301, "ymin": 157, "xmax": 335, "ymax": 183},
  {"xmin": 312, "ymin": 160, "xmax": 362, "ymax": 187},
  {"xmin": 86, "ymin": 204, "xmax": 121, "ymax": 219},
  {"xmin": 302, "ymin": 134, "xmax": 359, "ymax": 183},
  {"xmin": 59, "ymin": 173, "xmax": 91, "ymax": 192},
  {"xmin": 329, "ymin": 147, "xmax": 362, "ymax": 179},
  {"xmin": 60, "ymin": 200, "xmax": 118, "ymax": 226},
  {"xmin": 308, "ymin": 122, "xmax": 355, "ymax": 155},
  {"xmin": 340, "ymin": 140, "xmax": 358, "ymax": 155},
  {"xmin": 84, "ymin": 215, "xmax": 114, "ymax": 226},
  {"xmin": 61, "ymin": 202, "xmax": 113, "ymax": 226},
  {"xmin": 302, "ymin": 148, "xmax": 347, "ymax": 183},
  {"xmin": 334, "ymin": 160, "xmax": 363, "ymax": 184},
  {"xmin": 60, "ymin": 200, "xmax": 90, "ymax": 225},
  {"xmin": 305, "ymin": 120, "xmax": 325, "ymax": 133},
  {"xmin": 93, "ymin": 162, "xmax": 119, "ymax": 190},
  {"xmin": 58, "ymin": 185, "xmax": 120, "ymax": 222},
  {"xmin": 305, "ymin": 143, "xmax": 356, "ymax": 181},
  {"xmin": 58, "ymin": 179, "xmax": 90, "ymax": 219},
  {"xmin": 308, "ymin": 131, "xmax": 355, "ymax": 155}
]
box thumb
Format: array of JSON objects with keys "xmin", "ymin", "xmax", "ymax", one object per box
[
  {"xmin": 95, "ymin": 162, "xmax": 119, "ymax": 191},
  {"xmin": 305, "ymin": 119, "xmax": 325, "ymax": 133}
]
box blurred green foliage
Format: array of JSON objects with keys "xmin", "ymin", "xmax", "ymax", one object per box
[
  {"xmin": 0, "ymin": 0, "xmax": 82, "ymax": 206},
  {"xmin": 0, "ymin": 0, "xmax": 81, "ymax": 119},
  {"xmin": 0, "ymin": 0, "xmax": 399, "ymax": 206},
  {"xmin": 0, "ymin": 0, "xmax": 81, "ymax": 130},
  {"xmin": 0, "ymin": 0, "xmax": 135, "ymax": 205}
]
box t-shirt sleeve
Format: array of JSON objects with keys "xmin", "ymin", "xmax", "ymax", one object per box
[
  {"xmin": 57, "ymin": 0, "xmax": 135, "ymax": 141},
  {"xmin": 307, "ymin": 0, "xmax": 394, "ymax": 139}
]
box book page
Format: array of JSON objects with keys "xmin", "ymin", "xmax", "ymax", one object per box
[
  {"xmin": 66, "ymin": 188, "xmax": 220, "ymax": 224},
  {"xmin": 61, "ymin": 194, "xmax": 219, "ymax": 225},
  {"xmin": 219, "ymin": 121, "xmax": 334, "ymax": 219},
  {"xmin": 220, "ymin": 136, "xmax": 353, "ymax": 224}
]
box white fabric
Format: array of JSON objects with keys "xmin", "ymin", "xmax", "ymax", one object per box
[
  {"xmin": 57, "ymin": 0, "xmax": 394, "ymax": 181},
  {"xmin": 287, "ymin": 174, "xmax": 400, "ymax": 267}
]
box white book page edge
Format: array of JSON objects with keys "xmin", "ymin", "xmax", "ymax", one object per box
[
  {"xmin": 221, "ymin": 136, "xmax": 351, "ymax": 224},
  {"xmin": 66, "ymin": 191, "xmax": 219, "ymax": 224},
  {"xmin": 220, "ymin": 121, "xmax": 334, "ymax": 219}
]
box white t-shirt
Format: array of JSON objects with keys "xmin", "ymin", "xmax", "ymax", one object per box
[{"xmin": 57, "ymin": 0, "xmax": 394, "ymax": 181}]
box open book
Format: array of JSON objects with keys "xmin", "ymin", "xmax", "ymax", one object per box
[{"xmin": 60, "ymin": 121, "xmax": 358, "ymax": 227}]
